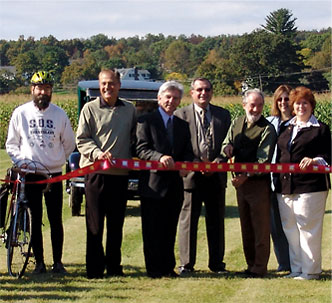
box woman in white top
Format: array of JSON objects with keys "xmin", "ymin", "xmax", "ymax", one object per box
[{"xmin": 267, "ymin": 85, "xmax": 293, "ymax": 272}]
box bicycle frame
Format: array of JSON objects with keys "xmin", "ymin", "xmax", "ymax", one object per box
[
  {"xmin": 10, "ymin": 173, "xmax": 29, "ymax": 242},
  {"xmin": 3, "ymin": 161, "xmax": 50, "ymax": 278}
]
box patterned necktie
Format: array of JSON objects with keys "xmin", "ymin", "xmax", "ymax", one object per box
[
  {"xmin": 201, "ymin": 109, "xmax": 212, "ymax": 160},
  {"xmin": 201, "ymin": 109, "xmax": 209, "ymax": 135},
  {"xmin": 166, "ymin": 117, "xmax": 173, "ymax": 146}
]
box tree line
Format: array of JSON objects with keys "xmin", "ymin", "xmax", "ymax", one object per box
[{"xmin": 0, "ymin": 8, "xmax": 330, "ymax": 95}]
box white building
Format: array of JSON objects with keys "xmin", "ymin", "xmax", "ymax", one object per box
[
  {"xmin": 116, "ymin": 67, "xmax": 151, "ymax": 81},
  {"xmin": 0, "ymin": 66, "xmax": 16, "ymax": 80}
]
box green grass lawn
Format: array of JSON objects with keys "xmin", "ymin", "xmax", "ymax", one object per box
[{"xmin": 0, "ymin": 150, "xmax": 331, "ymax": 303}]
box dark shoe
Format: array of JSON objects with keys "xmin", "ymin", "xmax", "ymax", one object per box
[
  {"xmin": 52, "ymin": 262, "xmax": 67, "ymax": 274},
  {"xmin": 178, "ymin": 266, "xmax": 194, "ymax": 276},
  {"xmin": 164, "ymin": 270, "xmax": 179, "ymax": 278},
  {"xmin": 235, "ymin": 269, "xmax": 251, "ymax": 276},
  {"xmin": 107, "ymin": 270, "xmax": 124, "ymax": 277},
  {"xmin": 210, "ymin": 266, "xmax": 229, "ymax": 274},
  {"xmin": 277, "ymin": 266, "xmax": 291, "ymax": 272},
  {"xmin": 242, "ymin": 270, "xmax": 264, "ymax": 278},
  {"xmin": 33, "ymin": 262, "xmax": 46, "ymax": 274},
  {"xmin": 147, "ymin": 271, "xmax": 163, "ymax": 279},
  {"xmin": 87, "ymin": 273, "xmax": 104, "ymax": 279}
]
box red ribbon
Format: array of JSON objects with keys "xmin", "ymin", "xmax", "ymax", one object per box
[
  {"xmin": 107, "ymin": 159, "xmax": 331, "ymax": 174},
  {"xmin": 1, "ymin": 159, "xmax": 331, "ymax": 185}
]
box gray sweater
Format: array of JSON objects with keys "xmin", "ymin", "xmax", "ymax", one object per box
[{"xmin": 76, "ymin": 97, "xmax": 136, "ymax": 175}]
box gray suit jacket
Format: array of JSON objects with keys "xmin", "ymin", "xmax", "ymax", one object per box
[{"xmin": 175, "ymin": 103, "xmax": 231, "ymax": 190}]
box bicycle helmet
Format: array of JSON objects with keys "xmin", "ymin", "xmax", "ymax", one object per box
[{"xmin": 30, "ymin": 71, "xmax": 54, "ymax": 85}]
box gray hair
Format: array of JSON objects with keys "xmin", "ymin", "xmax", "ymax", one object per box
[
  {"xmin": 158, "ymin": 81, "xmax": 184, "ymax": 98},
  {"xmin": 242, "ymin": 88, "xmax": 264, "ymax": 104}
]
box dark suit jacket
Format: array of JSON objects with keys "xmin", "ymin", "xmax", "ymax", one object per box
[
  {"xmin": 136, "ymin": 109, "xmax": 194, "ymax": 199},
  {"xmin": 175, "ymin": 103, "xmax": 231, "ymax": 190}
]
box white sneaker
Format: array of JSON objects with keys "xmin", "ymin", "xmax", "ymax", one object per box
[
  {"xmin": 294, "ymin": 273, "xmax": 319, "ymax": 280},
  {"xmin": 284, "ymin": 272, "xmax": 301, "ymax": 278}
]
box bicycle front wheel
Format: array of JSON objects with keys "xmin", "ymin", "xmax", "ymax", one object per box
[{"xmin": 7, "ymin": 205, "xmax": 32, "ymax": 278}]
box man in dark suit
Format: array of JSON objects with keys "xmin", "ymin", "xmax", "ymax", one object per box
[
  {"xmin": 136, "ymin": 81, "xmax": 194, "ymax": 278},
  {"xmin": 175, "ymin": 78, "xmax": 231, "ymax": 274}
]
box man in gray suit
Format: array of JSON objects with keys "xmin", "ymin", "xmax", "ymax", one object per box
[{"xmin": 175, "ymin": 78, "xmax": 231, "ymax": 274}]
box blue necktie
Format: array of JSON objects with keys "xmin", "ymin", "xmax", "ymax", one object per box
[{"xmin": 166, "ymin": 117, "xmax": 173, "ymax": 146}]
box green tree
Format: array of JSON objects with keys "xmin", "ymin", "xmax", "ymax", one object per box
[
  {"xmin": 230, "ymin": 30, "xmax": 303, "ymax": 92},
  {"xmin": 84, "ymin": 34, "xmax": 115, "ymax": 52},
  {"xmin": 11, "ymin": 50, "xmax": 39, "ymax": 80},
  {"xmin": 40, "ymin": 35, "xmax": 60, "ymax": 47},
  {"xmin": 102, "ymin": 57, "xmax": 126, "ymax": 70},
  {"xmin": 304, "ymin": 36, "xmax": 331, "ymax": 90},
  {"xmin": 125, "ymin": 49, "xmax": 156, "ymax": 73},
  {"xmin": 0, "ymin": 41, "xmax": 10, "ymax": 66},
  {"xmin": 6, "ymin": 36, "xmax": 36, "ymax": 64},
  {"xmin": 189, "ymin": 37, "xmax": 219, "ymax": 75},
  {"xmin": 141, "ymin": 33, "xmax": 165, "ymax": 47},
  {"xmin": 307, "ymin": 35, "xmax": 331, "ymax": 69},
  {"xmin": 36, "ymin": 45, "xmax": 69, "ymax": 84},
  {"xmin": 90, "ymin": 49, "xmax": 109, "ymax": 64},
  {"xmin": 163, "ymin": 40, "xmax": 191, "ymax": 75},
  {"xmin": 262, "ymin": 8, "xmax": 297, "ymax": 37},
  {"xmin": 299, "ymin": 31, "xmax": 330, "ymax": 52},
  {"xmin": 60, "ymin": 38, "xmax": 84, "ymax": 59},
  {"xmin": 61, "ymin": 52, "xmax": 99, "ymax": 86},
  {"xmin": 196, "ymin": 50, "xmax": 237, "ymax": 95}
]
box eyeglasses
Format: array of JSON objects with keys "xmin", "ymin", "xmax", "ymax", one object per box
[
  {"xmin": 195, "ymin": 88, "xmax": 212, "ymax": 92},
  {"xmin": 34, "ymin": 85, "xmax": 52, "ymax": 92},
  {"xmin": 277, "ymin": 97, "xmax": 289, "ymax": 102}
]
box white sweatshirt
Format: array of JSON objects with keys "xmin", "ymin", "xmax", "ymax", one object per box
[{"xmin": 6, "ymin": 101, "xmax": 76, "ymax": 173}]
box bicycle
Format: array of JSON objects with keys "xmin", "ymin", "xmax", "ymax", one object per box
[{"xmin": 0, "ymin": 160, "xmax": 50, "ymax": 278}]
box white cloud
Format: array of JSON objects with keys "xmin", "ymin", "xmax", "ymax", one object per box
[{"xmin": 0, "ymin": 0, "xmax": 330, "ymax": 40}]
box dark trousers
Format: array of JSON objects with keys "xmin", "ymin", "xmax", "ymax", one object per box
[
  {"xmin": 236, "ymin": 177, "xmax": 271, "ymax": 275},
  {"xmin": 178, "ymin": 173, "xmax": 226, "ymax": 271},
  {"xmin": 25, "ymin": 173, "xmax": 63, "ymax": 264},
  {"xmin": 270, "ymin": 191, "xmax": 290, "ymax": 271},
  {"xmin": 140, "ymin": 189, "xmax": 183, "ymax": 276},
  {"xmin": 85, "ymin": 173, "xmax": 128, "ymax": 278}
]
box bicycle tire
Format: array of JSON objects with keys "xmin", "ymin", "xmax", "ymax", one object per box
[{"xmin": 7, "ymin": 205, "xmax": 32, "ymax": 278}]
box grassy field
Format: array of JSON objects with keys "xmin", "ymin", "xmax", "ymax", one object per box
[{"xmin": 0, "ymin": 150, "xmax": 331, "ymax": 303}]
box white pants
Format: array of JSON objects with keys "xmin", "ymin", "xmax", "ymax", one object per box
[{"xmin": 277, "ymin": 191, "xmax": 328, "ymax": 275}]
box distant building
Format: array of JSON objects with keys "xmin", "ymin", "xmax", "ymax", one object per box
[
  {"xmin": 116, "ymin": 67, "xmax": 151, "ymax": 81},
  {"xmin": 0, "ymin": 66, "xmax": 16, "ymax": 80}
]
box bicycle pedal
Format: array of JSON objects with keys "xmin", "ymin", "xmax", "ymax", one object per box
[{"xmin": 22, "ymin": 252, "xmax": 34, "ymax": 258}]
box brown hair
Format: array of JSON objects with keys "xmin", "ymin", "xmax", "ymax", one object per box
[
  {"xmin": 191, "ymin": 78, "xmax": 213, "ymax": 90},
  {"xmin": 289, "ymin": 86, "xmax": 316, "ymax": 115},
  {"xmin": 270, "ymin": 84, "xmax": 293, "ymax": 116},
  {"xmin": 98, "ymin": 69, "xmax": 121, "ymax": 83}
]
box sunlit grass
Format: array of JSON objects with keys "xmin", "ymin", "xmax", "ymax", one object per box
[{"xmin": 0, "ymin": 150, "xmax": 331, "ymax": 303}]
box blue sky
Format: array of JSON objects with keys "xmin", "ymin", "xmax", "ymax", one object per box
[{"xmin": 0, "ymin": 0, "xmax": 331, "ymax": 41}]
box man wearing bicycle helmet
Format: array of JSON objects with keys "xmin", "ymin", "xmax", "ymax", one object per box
[{"xmin": 6, "ymin": 71, "xmax": 75, "ymax": 274}]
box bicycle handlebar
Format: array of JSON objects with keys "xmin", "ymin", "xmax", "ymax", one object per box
[
  {"xmin": 12, "ymin": 167, "xmax": 36, "ymax": 174},
  {"xmin": 11, "ymin": 166, "xmax": 51, "ymax": 193}
]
